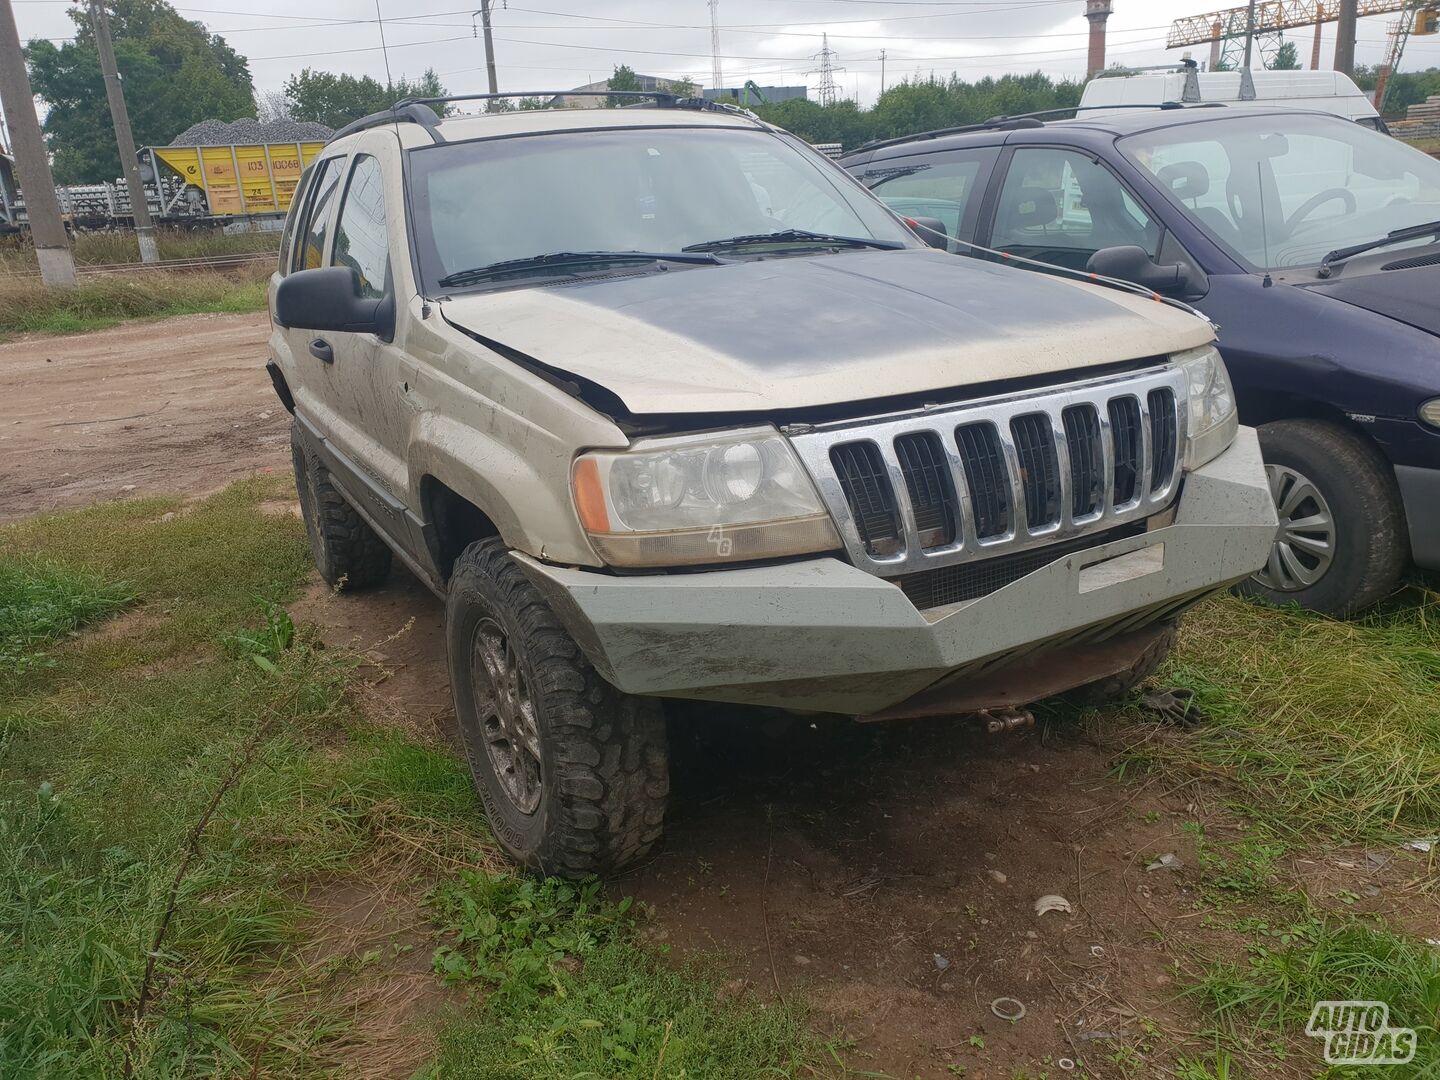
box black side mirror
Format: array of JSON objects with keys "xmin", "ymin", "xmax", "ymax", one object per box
[
  {"xmin": 274, "ymin": 266, "xmax": 395, "ymax": 341},
  {"xmin": 1087, "ymin": 245, "xmax": 1196, "ymax": 297},
  {"xmin": 906, "ymin": 216, "xmax": 951, "ymax": 250}
]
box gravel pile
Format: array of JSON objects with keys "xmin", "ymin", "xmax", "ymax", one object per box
[{"xmin": 169, "ymin": 118, "xmax": 334, "ymax": 146}]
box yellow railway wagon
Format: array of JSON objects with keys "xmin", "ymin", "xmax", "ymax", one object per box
[{"xmin": 146, "ymin": 142, "xmax": 326, "ymax": 217}]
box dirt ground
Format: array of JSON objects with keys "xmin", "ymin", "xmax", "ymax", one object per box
[
  {"xmin": 0, "ymin": 312, "xmax": 286, "ymax": 522},
  {"xmin": 13, "ymin": 313, "xmax": 1433, "ymax": 1078},
  {"xmin": 295, "ymin": 569, "xmax": 1228, "ymax": 1078}
]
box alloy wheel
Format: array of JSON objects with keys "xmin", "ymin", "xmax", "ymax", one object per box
[{"xmin": 468, "ymin": 618, "xmax": 543, "ymax": 814}]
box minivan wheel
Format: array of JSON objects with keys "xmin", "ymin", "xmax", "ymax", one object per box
[
  {"xmin": 1236, "ymin": 420, "xmax": 1408, "ymax": 617},
  {"xmin": 291, "ymin": 424, "xmax": 392, "ymax": 590},
  {"xmin": 445, "ymin": 538, "xmax": 668, "ymax": 877}
]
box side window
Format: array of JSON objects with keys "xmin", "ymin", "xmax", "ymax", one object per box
[
  {"xmin": 991, "ymin": 148, "xmax": 1161, "ymax": 271},
  {"xmin": 331, "ymin": 155, "xmax": 390, "ymax": 300},
  {"xmin": 277, "ymin": 166, "xmax": 315, "ymax": 276},
  {"xmin": 292, "ymin": 156, "xmax": 343, "ymax": 273},
  {"xmin": 863, "ymin": 148, "xmax": 996, "ymax": 245}
]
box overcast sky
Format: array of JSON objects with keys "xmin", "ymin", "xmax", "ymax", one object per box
[{"xmin": 11, "ymin": 0, "xmax": 1440, "ymax": 108}]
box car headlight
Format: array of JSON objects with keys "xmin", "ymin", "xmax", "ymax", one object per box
[
  {"xmin": 1421, "ymin": 398, "xmax": 1440, "ymax": 429},
  {"xmin": 1178, "ymin": 345, "xmax": 1239, "ymax": 470},
  {"xmin": 572, "ymin": 428, "xmax": 842, "ymax": 567}
]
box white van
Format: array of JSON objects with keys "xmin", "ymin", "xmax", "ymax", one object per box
[{"xmin": 1080, "ymin": 67, "xmax": 1383, "ymax": 128}]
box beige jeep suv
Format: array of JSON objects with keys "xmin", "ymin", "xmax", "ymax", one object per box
[{"xmin": 267, "ymin": 93, "xmax": 1276, "ymax": 876}]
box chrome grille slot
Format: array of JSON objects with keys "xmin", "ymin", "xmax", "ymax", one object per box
[
  {"xmin": 1108, "ymin": 396, "xmax": 1143, "ymax": 507},
  {"xmin": 894, "ymin": 432, "xmax": 958, "ymax": 549},
  {"xmin": 956, "ymin": 422, "xmax": 1011, "ymax": 540},
  {"xmin": 1010, "ymin": 412, "xmax": 1062, "ymax": 531},
  {"xmin": 1062, "ymin": 404, "xmax": 1105, "ymax": 520},
  {"xmin": 830, "ymin": 441, "xmax": 902, "ymax": 557},
  {"xmin": 1148, "ymin": 388, "xmax": 1177, "ymax": 493},
  {"xmin": 791, "ymin": 363, "xmax": 1190, "ymax": 581}
]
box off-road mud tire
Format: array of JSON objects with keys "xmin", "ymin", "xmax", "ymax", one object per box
[
  {"xmin": 1069, "ymin": 621, "xmax": 1178, "ymax": 705},
  {"xmin": 1235, "ymin": 420, "xmax": 1408, "ymax": 617},
  {"xmin": 445, "ymin": 538, "xmax": 669, "ymax": 877},
  {"xmin": 291, "ymin": 424, "xmax": 392, "ymax": 590}
]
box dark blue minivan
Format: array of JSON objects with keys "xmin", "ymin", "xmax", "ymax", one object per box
[{"xmin": 842, "ymin": 107, "xmax": 1440, "ymax": 615}]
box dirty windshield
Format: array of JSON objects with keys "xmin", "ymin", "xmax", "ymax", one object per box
[
  {"xmin": 1121, "ymin": 111, "xmax": 1440, "ymax": 272},
  {"xmin": 409, "ymin": 125, "xmax": 914, "ymax": 292}
]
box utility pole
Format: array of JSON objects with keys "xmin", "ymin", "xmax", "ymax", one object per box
[
  {"xmin": 1242, "ymin": 0, "xmax": 1259, "ymax": 68},
  {"xmin": 474, "ymin": 0, "xmax": 499, "ymax": 95},
  {"xmin": 0, "ymin": 0, "xmax": 77, "ymax": 286},
  {"xmin": 89, "ymin": 0, "xmax": 156, "ymax": 263},
  {"xmin": 1333, "ymin": 0, "xmax": 1358, "ymax": 74},
  {"xmin": 879, "ymin": 49, "xmax": 887, "ymax": 96}
]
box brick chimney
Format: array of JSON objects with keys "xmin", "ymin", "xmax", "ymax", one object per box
[{"xmin": 1086, "ymin": 0, "xmax": 1114, "ymax": 77}]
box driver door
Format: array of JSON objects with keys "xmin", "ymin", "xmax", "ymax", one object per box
[{"xmin": 985, "ymin": 147, "xmax": 1163, "ymax": 273}]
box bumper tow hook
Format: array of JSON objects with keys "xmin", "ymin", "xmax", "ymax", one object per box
[{"xmin": 981, "ymin": 708, "xmax": 1035, "ymax": 735}]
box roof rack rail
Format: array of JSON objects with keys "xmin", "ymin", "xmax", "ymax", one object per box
[
  {"xmin": 327, "ymin": 92, "xmax": 752, "ymax": 146},
  {"xmin": 852, "ymin": 101, "xmax": 1225, "ymax": 154},
  {"xmin": 328, "ymin": 102, "xmax": 444, "ymax": 145}
]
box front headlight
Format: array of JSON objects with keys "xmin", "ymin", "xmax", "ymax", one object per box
[
  {"xmin": 572, "ymin": 428, "xmax": 842, "ymax": 567},
  {"xmin": 1420, "ymin": 398, "xmax": 1440, "ymax": 429},
  {"xmin": 1178, "ymin": 345, "xmax": 1239, "ymax": 470}
]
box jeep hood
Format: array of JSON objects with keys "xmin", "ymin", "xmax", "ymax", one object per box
[{"xmin": 438, "ymin": 248, "xmax": 1214, "ymax": 415}]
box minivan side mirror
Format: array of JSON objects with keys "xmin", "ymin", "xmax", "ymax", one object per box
[
  {"xmin": 906, "ymin": 216, "xmax": 951, "ymax": 251},
  {"xmin": 1087, "ymin": 245, "xmax": 1199, "ymax": 298},
  {"xmin": 274, "ymin": 266, "xmax": 395, "ymax": 341}
]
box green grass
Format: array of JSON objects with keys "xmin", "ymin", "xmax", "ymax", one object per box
[
  {"xmin": 0, "ymin": 481, "xmax": 836, "ymax": 1078},
  {"xmin": 0, "ymin": 227, "xmax": 281, "ymax": 271},
  {"xmin": 0, "ymin": 267, "xmax": 270, "ymax": 341},
  {"xmin": 1190, "ymin": 916, "xmax": 1440, "ymax": 1078},
  {"xmin": 1112, "ymin": 583, "xmax": 1440, "ymax": 844},
  {"xmin": 0, "ymin": 556, "xmax": 133, "ymax": 679},
  {"xmin": 431, "ymin": 875, "xmax": 823, "ymax": 1080}
]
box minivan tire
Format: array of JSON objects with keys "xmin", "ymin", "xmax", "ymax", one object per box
[
  {"xmin": 1236, "ymin": 420, "xmax": 1408, "ymax": 617},
  {"xmin": 445, "ymin": 538, "xmax": 669, "ymax": 877},
  {"xmin": 292, "ymin": 425, "xmax": 392, "ymax": 590}
]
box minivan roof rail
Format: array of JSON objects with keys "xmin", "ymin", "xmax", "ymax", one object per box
[
  {"xmin": 327, "ymin": 92, "xmax": 748, "ymax": 145},
  {"xmin": 852, "ymin": 101, "xmax": 1225, "ymax": 154}
]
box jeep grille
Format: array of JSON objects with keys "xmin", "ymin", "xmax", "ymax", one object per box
[{"xmin": 789, "ymin": 365, "xmax": 1188, "ymax": 581}]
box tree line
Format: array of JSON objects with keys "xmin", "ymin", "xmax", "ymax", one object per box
[{"xmin": 21, "ymin": 0, "xmax": 1440, "ymax": 185}]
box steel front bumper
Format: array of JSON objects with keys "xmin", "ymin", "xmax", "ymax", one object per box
[{"xmin": 515, "ymin": 428, "xmax": 1277, "ymax": 715}]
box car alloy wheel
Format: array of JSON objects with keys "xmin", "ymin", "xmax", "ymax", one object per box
[
  {"xmin": 469, "ymin": 617, "xmax": 543, "ymax": 815},
  {"xmin": 1253, "ymin": 463, "xmax": 1336, "ymax": 593}
]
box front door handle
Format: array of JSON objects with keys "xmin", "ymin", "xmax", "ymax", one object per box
[{"xmin": 309, "ymin": 338, "xmax": 334, "ymax": 364}]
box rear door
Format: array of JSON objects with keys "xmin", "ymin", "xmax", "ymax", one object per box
[{"xmin": 855, "ymin": 146, "xmax": 998, "ymax": 252}]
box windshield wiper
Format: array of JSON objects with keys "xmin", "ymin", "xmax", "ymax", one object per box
[
  {"xmin": 439, "ymin": 250, "xmax": 722, "ymax": 288},
  {"xmin": 683, "ymin": 228, "xmax": 904, "ymax": 253},
  {"xmin": 1318, "ymin": 219, "xmax": 1440, "ymax": 278}
]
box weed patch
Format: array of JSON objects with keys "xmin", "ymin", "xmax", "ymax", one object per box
[
  {"xmin": 431, "ymin": 873, "xmax": 824, "ymax": 1080},
  {"xmin": 1108, "ymin": 586, "xmax": 1440, "ymax": 843},
  {"xmin": 0, "ymin": 556, "xmax": 133, "ymax": 678},
  {"xmin": 0, "ymin": 266, "xmax": 268, "ymax": 341}
]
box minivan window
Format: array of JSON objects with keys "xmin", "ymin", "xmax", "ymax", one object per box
[
  {"xmin": 1122, "ymin": 112, "xmax": 1440, "ymax": 270},
  {"xmin": 991, "ymin": 148, "xmax": 1161, "ymax": 270},
  {"xmin": 863, "ymin": 148, "xmax": 996, "ymax": 246},
  {"xmin": 332, "ymin": 155, "xmax": 390, "ymax": 299},
  {"xmin": 408, "ymin": 126, "xmax": 915, "ymax": 292},
  {"xmin": 293, "ymin": 156, "xmax": 344, "ymax": 273}
]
